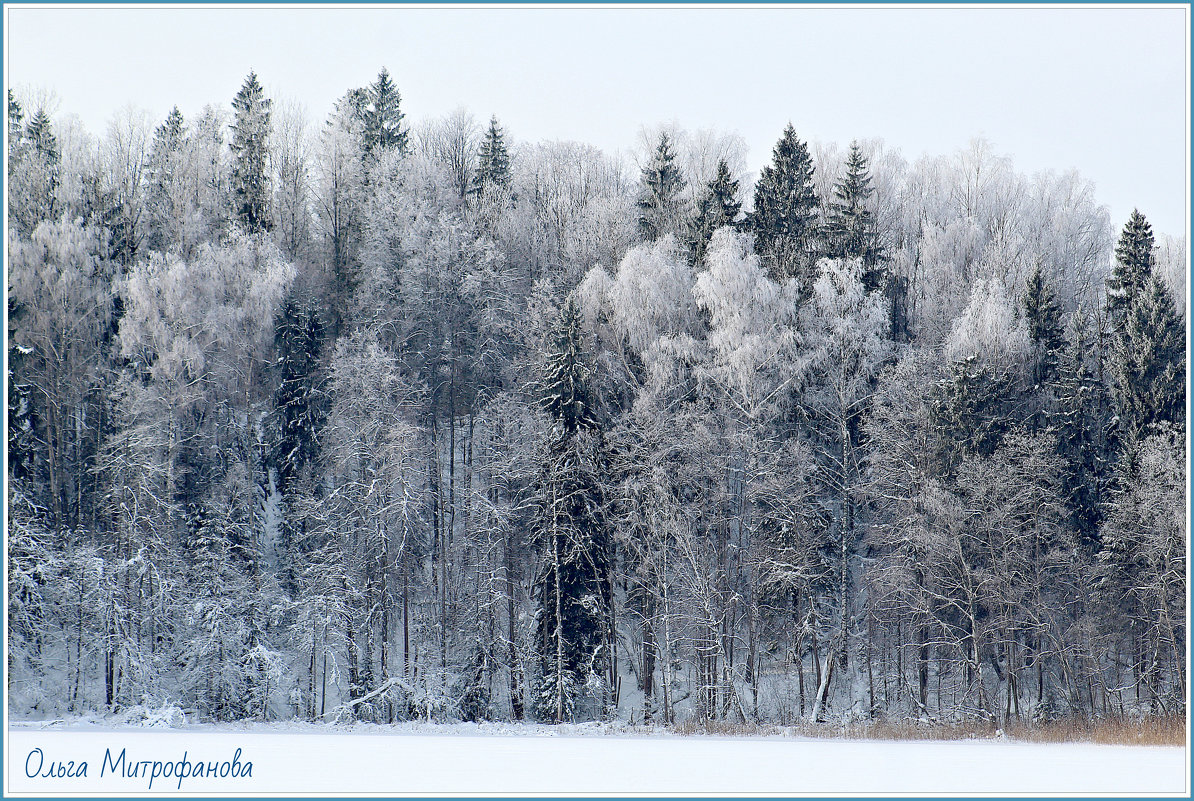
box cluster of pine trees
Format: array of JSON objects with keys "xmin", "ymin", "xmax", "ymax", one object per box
[{"xmin": 7, "ymin": 69, "xmax": 1186, "ymax": 727}]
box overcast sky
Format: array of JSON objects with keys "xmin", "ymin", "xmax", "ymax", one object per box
[{"xmin": 5, "ymin": 4, "xmax": 1189, "ymax": 236}]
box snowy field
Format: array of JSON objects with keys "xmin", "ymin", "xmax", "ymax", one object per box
[{"xmin": 6, "ymin": 720, "xmax": 1188, "ymax": 796}]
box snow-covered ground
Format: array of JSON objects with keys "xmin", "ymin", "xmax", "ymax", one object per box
[{"xmin": 6, "ymin": 719, "xmax": 1187, "ymax": 796}]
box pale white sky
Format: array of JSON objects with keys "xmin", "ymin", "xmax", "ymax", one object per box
[{"xmin": 5, "ymin": 4, "xmax": 1189, "ymax": 236}]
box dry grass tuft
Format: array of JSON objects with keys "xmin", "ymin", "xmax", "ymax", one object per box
[
  {"xmin": 1004, "ymin": 715, "xmax": 1186, "ymax": 746},
  {"xmin": 670, "ymin": 715, "xmax": 1186, "ymax": 746},
  {"xmin": 833, "ymin": 719, "xmax": 997, "ymax": 742},
  {"xmin": 671, "ymin": 718, "xmax": 781, "ymax": 737}
]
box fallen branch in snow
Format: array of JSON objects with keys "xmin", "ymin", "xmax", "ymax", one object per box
[{"xmin": 322, "ymin": 678, "xmax": 411, "ymax": 721}]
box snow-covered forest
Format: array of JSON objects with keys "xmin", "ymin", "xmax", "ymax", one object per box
[{"xmin": 6, "ymin": 69, "xmax": 1187, "ymax": 729}]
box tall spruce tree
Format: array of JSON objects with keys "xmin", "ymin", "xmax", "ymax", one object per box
[
  {"xmin": 688, "ymin": 159, "xmax": 741, "ymax": 266},
  {"xmin": 364, "ymin": 67, "xmax": 408, "ymax": 156},
  {"xmin": 24, "ymin": 109, "xmax": 58, "ymax": 161},
  {"xmin": 1023, "ymin": 263, "xmax": 1065, "ymax": 387},
  {"xmin": 9, "ymin": 108, "xmax": 60, "ymax": 236},
  {"xmin": 144, "ymin": 106, "xmax": 187, "ymax": 253},
  {"xmin": 230, "ymin": 71, "xmax": 273, "ymax": 233},
  {"xmin": 270, "ymin": 297, "xmax": 327, "ymax": 494},
  {"xmin": 932, "ymin": 356, "xmax": 1020, "ymax": 465},
  {"xmin": 5, "ymin": 98, "xmax": 64, "ymax": 486},
  {"xmin": 343, "ymin": 87, "xmax": 371, "ymax": 130},
  {"xmin": 8, "ymin": 89, "xmax": 23, "ymax": 146},
  {"xmin": 534, "ymin": 294, "xmax": 611, "ymax": 722},
  {"xmin": 821, "ymin": 142, "xmax": 885, "ymax": 282},
  {"xmin": 182, "ymin": 500, "xmax": 258, "ymax": 721},
  {"xmin": 1108, "ymin": 273, "xmax": 1185, "ymax": 444},
  {"xmin": 1105, "ymin": 210, "xmax": 1154, "ymax": 327},
  {"xmin": 1052, "ymin": 307, "xmax": 1115, "ymax": 548},
  {"xmin": 152, "ymin": 106, "xmax": 186, "ymax": 156},
  {"xmin": 269, "ymin": 297, "xmax": 327, "ymax": 596},
  {"xmin": 750, "ymin": 123, "xmax": 819, "ymax": 285},
  {"xmin": 7, "ymin": 294, "xmax": 37, "ymax": 485},
  {"xmin": 636, "ymin": 133, "xmax": 686, "ymax": 242},
  {"xmin": 471, "ymin": 115, "xmax": 511, "ymax": 196}
]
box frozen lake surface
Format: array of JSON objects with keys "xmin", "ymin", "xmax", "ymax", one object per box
[{"xmin": 7, "ymin": 719, "xmax": 1188, "ymax": 795}]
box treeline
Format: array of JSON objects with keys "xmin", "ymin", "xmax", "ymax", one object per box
[{"xmin": 6, "ymin": 69, "xmax": 1186, "ymax": 727}]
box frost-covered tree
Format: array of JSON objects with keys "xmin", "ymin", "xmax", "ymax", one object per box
[
  {"xmin": 318, "ymin": 331, "xmax": 427, "ymax": 721},
  {"xmin": 1153, "ymin": 233, "xmax": 1187, "ymax": 319},
  {"xmin": 48, "ymin": 114, "xmax": 102, "ymax": 229},
  {"xmin": 99, "ymin": 106, "xmax": 152, "ymax": 265},
  {"xmin": 687, "ymin": 229, "xmax": 809, "ymax": 720},
  {"xmin": 270, "ymin": 99, "xmax": 314, "ymax": 261},
  {"xmin": 504, "ymin": 139, "xmax": 631, "ymax": 279},
  {"xmin": 8, "ymin": 107, "xmax": 61, "ymax": 238},
  {"xmin": 231, "ymin": 71, "xmax": 273, "ymax": 233},
  {"xmin": 1096, "ymin": 425, "xmax": 1186, "ymax": 714},
  {"xmin": 9, "ymin": 219, "xmax": 115, "ymax": 531},
  {"xmin": 186, "ymin": 104, "xmax": 235, "ymax": 248},
  {"xmin": 114, "ymin": 236, "xmax": 294, "ymax": 554},
  {"xmin": 864, "ymin": 349, "xmax": 948, "ymax": 717},
  {"xmin": 799, "ymin": 257, "xmax": 892, "ymax": 717},
  {"xmin": 579, "ymin": 235, "xmax": 699, "ymax": 360},
  {"xmin": 315, "ymin": 95, "xmax": 366, "ymax": 318},
  {"xmin": 7, "ymin": 484, "xmax": 75, "ymax": 713},
  {"xmin": 931, "ymin": 433, "xmax": 1070, "ymax": 723},
  {"xmin": 179, "ymin": 490, "xmax": 258, "ymax": 721},
  {"xmin": 144, "ymin": 106, "xmax": 190, "ymax": 254},
  {"xmin": 694, "ymin": 229, "xmax": 802, "ymax": 414},
  {"xmin": 944, "ymin": 277, "xmax": 1031, "ymax": 373},
  {"xmin": 419, "ymin": 108, "xmax": 481, "ymax": 200},
  {"xmin": 470, "ymin": 394, "xmax": 548, "ymax": 721}
]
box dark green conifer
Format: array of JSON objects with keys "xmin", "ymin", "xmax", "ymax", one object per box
[
  {"xmin": 636, "ymin": 133, "xmax": 686, "ymax": 242},
  {"xmin": 1109, "ymin": 273, "xmax": 1185, "ymax": 443},
  {"xmin": 534, "ymin": 294, "xmax": 611, "ymax": 723},
  {"xmin": 230, "ymin": 71, "xmax": 273, "ymax": 233},
  {"xmin": 822, "ymin": 141, "xmax": 886, "ymax": 288},
  {"xmin": 1023, "ymin": 263, "xmax": 1065, "ymax": 386},
  {"xmin": 750, "ymin": 123, "xmax": 819, "ymax": 285},
  {"xmin": 271, "ymin": 297, "xmax": 327, "ymax": 493},
  {"xmin": 8, "ymin": 89, "xmax": 23, "ymax": 145},
  {"xmin": 1052, "ymin": 307, "xmax": 1115, "ymax": 549},
  {"xmin": 24, "ymin": 109, "xmax": 58, "ymax": 162},
  {"xmin": 1105, "ymin": 210, "xmax": 1154, "ymax": 326},
  {"xmin": 472, "ymin": 115, "xmax": 511, "ymax": 195},
  {"xmin": 364, "ymin": 67, "xmax": 408, "ymax": 156},
  {"xmin": 688, "ymin": 159, "xmax": 741, "ymax": 266}
]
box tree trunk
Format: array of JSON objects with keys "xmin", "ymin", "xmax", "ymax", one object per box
[
  {"xmin": 403, "ymin": 565, "xmax": 411, "ymax": 678},
  {"xmin": 505, "ymin": 526, "xmax": 523, "ymax": 720},
  {"xmin": 553, "ymin": 483, "xmax": 565, "ymax": 723},
  {"xmin": 811, "ymin": 640, "xmax": 837, "ymax": 723}
]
